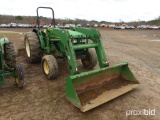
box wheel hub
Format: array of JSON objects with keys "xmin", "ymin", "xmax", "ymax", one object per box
[
  {"xmin": 43, "ymin": 61, "xmax": 49, "ymax": 74},
  {"xmin": 83, "ymin": 57, "xmax": 90, "ymax": 65},
  {"xmin": 14, "ymin": 70, "xmax": 19, "ymax": 84},
  {"xmin": 26, "ymin": 39, "xmax": 31, "ymax": 57}
]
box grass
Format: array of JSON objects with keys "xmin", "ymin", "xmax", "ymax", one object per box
[{"xmin": 0, "ymin": 32, "xmax": 24, "ymax": 43}]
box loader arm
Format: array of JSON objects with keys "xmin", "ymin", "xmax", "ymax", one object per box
[
  {"xmin": 44, "ymin": 27, "xmax": 109, "ymax": 75},
  {"xmin": 72, "ymin": 27, "xmax": 108, "ymax": 68}
]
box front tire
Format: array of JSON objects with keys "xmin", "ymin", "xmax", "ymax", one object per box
[
  {"xmin": 24, "ymin": 32, "xmax": 42, "ymax": 63},
  {"xmin": 4, "ymin": 42, "xmax": 16, "ymax": 68},
  {"xmin": 81, "ymin": 49, "xmax": 97, "ymax": 69},
  {"xmin": 14, "ymin": 65, "xmax": 24, "ymax": 88},
  {"xmin": 42, "ymin": 55, "xmax": 58, "ymax": 80}
]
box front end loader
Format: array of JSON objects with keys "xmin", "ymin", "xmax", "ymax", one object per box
[
  {"xmin": 0, "ymin": 36, "xmax": 24, "ymax": 88},
  {"xmin": 24, "ymin": 7, "xmax": 140, "ymax": 112}
]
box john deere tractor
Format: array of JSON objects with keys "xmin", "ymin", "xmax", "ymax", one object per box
[
  {"xmin": 0, "ymin": 36, "xmax": 24, "ymax": 88},
  {"xmin": 24, "ymin": 7, "xmax": 140, "ymax": 112}
]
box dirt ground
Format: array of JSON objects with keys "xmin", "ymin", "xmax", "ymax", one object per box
[{"xmin": 0, "ymin": 28, "xmax": 159, "ymax": 120}]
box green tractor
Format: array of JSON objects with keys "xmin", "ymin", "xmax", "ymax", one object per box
[
  {"xmin": 24, "ymin": 7, "xmax": 140, "ymax": 112},
  {"xmin": 0, "ymin": 36, "xmax": 24, "ymax": 88}
]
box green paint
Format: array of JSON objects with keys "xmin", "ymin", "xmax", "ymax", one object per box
[
  {"xmin": 0, "ymin": 37, "xmax": 16, "ymax": 85},
  {"xmin": 36, "ymin": 27, "xmax": 109, "ymax": 74},
  {"xmin": 33, "ymin": 24, "xmax": 140, "ymax": 111},
  {"xmin": 66, "ymin": 62, "xmax": 140, "ymax": 111}
]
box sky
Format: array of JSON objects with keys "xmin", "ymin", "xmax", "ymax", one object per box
[{"xmin": 0, "ymin": 0, "xmax": 160, "ymax": 22}]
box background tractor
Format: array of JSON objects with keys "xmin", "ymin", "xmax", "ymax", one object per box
[
  {"xmin": 24, "ymin": 7, "xmax": 140, "ymax": 112},
  {"xmin": 0, "ymin": 36, "xmax": 24, "ymax": 88}
]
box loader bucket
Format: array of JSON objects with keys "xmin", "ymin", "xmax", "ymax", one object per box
[{"xmin": 66, "ymin": 62, "xmax": 140, "ymax": 112}]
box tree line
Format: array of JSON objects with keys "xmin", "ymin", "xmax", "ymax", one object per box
[{"xmin": 0, "ymin": 14, "xmax": 160, "ymax": 26}]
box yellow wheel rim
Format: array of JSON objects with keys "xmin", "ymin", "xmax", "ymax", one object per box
[
  {"xmin": 15, "ymin": 70, "xmax": 19, "ymax": 84},
  {"xmin": 84, "ymin": 57, "xmax": 90, "ymax": 65},
  {"xmin": 15, "ymin": 77, "xmax": 19, "ymax": 84},
  {"xmin": 43, "ymin": 61, "xmax": 49, "ymax": 74},
  {"xmin": 26, "ymin": 39, "xmax": 31, "ymax": 57}
]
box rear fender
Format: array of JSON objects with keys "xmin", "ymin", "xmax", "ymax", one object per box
[
  {"xmin": 0, "ymin": 37, "xmax": 9, "ymax": 47},
  {"xmin": 32, "ymin": 28, "xmax": 45, "ymax": 49}
]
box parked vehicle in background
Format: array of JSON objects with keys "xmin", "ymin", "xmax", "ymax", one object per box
[
  {"xmin": 17, "ymin": 24, "xmax": 23, "ymax": 28},
  {"xmin": 125, "ymin": 26, "xmax": 135, "ymax": 29},
  {"xmin": 125, "ymin": 26, "xmax": 131, "ymax": 29},
  {"xmin": 6, "ymin": 24, "xmax": 11, "ymax": 28},
  {"xmin": 130, "ymin": 26, "xmax": 136, "ymax": 29},
  {"xmin": 100, "ymin": 24, "xmax": 106, "ymax": 27},
  {"xmin": 114, "ymin": 26, "xmax": 121, "ymax": 29},
  {"xmin": 1, "ymin": 22, "xmax": 160, "ymax": 30},
  {"xmin": 76, "ymin": 24, "xmax": 81, "ymax": 27},
  {"xmin": 69, "ymin": 24, "xmax": 76, "ymax": 28},
  {"xmin": 10, "ymin": 23, "xmax": 17, "ymax": 28},
  {"xmin": 0, "ymin": 24, "xmax": 6, "ymax": 28},
  {"xmin": 137, "ymin": 25, "xmax": 160, "ymax": 30},
  {"xmin": 94, "ymin": 24, "xmax": 98, "ymax": 27},
  {"xmin": 63, "ymin": 24, "xmax": 70, "ymax": 29},
  {"xmin": 120, "ymin": 26, "xmax": 125, "ymax": 29},
  {"xmin": 150, "ymin": 25, "xmax": 159, "ymax": 29},
  {"xmin": 86, "ymin": 24, "xmax": 90, "ymax": 27},
  {"xmin": 43, "ymin": 25, "xmax": 49, "ymax": 28},
  {"xmin": 114, "ymin": 26, "xmax": 125, "ymax": 29},
  {"xmin": 137, "ymin": 25, "xmax": 148, "ymax": 29},
  {"xmin": 109, "ymin": 24, "xmax": 115, "ymax": 28},
  {"xmin": 58, "ymin": 25, "xmax": 64, "ymax": 29}
]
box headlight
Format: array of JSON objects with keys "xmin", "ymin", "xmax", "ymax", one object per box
[
  {"xmin": 73, "ymin": 39, "xmax": 77, "ymax": 43},
  {"xmin": 44, "ymin": 29, "xmax": 46, "ymax": 33}
]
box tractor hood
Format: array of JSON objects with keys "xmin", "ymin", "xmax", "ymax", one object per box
[{"xmin": 68, "ymin": 30, "xmax": 86, "ymax": 39}]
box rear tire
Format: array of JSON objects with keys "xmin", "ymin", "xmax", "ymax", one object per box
[
  {"xmin": 14, "ymin": 64, "xmax": 24, "ymax": 88},
  {"xmin": 24, "ymin": 32, "xmax": 42, "ymax": 63},
  {"xmin": 4, "ymin": 42, "xmax": 16, "ymax": 68},
  {"xmin": 42, "ymin": 55, "xmax": 58, "ymax": 80},
  {"xmin": 81, "ymin": 49, "xmax": 97, "ymax": 69}
]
